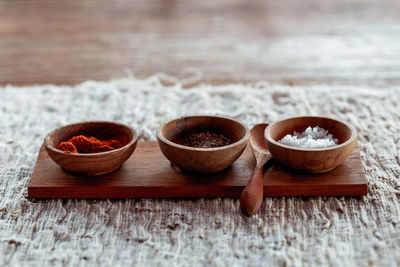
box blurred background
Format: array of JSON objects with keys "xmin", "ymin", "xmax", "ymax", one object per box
[{"xmin": 1, "ymin": 0, "xmax": 399, "ymax": 86}]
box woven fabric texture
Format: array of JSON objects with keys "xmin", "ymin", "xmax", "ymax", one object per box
[{"xmin": 0, "ymin": 75, "xmax": 399, "ymax": 266}]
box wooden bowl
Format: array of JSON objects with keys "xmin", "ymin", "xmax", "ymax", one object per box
[
  {"xmin": 265, "ymin": 116, "xmax": 357, "ymax": 173},
  {"xmin": 156, "ymin": 115, "xmax": 250, "ymax": 173},
  {"xmin": 44, "ymin": 121, "xmax": 138, "ymax": 176}
]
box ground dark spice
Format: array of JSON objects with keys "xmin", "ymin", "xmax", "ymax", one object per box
[{"xmin": 182, "ymin": 131, "xmax": 231, "ymax": 148}]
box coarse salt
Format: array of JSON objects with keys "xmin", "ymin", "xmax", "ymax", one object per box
[{"xmin": 278, "ymin": 126, "xmax": 338, "ymax": 149}]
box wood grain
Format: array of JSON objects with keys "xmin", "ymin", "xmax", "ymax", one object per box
[
  {"xmin": 28, "ymin": 141, "xmax": 367, "ymax": 199},
  {"xmin": 1, "ymin": 0, "xmax": 400, "ymax": 86}
]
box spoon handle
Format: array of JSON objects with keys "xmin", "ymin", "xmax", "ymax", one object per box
[{"xmin": 240, "ymin": 165, "xmax": 264, "ymax": 216}]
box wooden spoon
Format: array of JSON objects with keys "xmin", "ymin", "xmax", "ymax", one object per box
[{"xmin": 240, "ymin": 123, "xmax": 272, "ymax": 216}]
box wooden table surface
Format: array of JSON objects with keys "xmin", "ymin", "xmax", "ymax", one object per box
[{"xmin": 1, "ymin": 0, "xmax": 399, "ymax": 86}]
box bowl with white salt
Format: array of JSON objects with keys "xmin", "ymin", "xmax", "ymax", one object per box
[{"xmin": 264, "ymin": 116, "xmax": 357, "ymax": 173}]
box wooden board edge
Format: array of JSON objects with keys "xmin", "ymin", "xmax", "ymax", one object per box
[
  {"xmin": 28, "ymin": 144, "xmax": 46, "ymax": 190},
  {"xmin": 27, "ymin": 184, "xmax": 368, "ymax": 199},
  {"xmin": 265, "ymin": 183, "xmax": 368, "ymax": 197}
]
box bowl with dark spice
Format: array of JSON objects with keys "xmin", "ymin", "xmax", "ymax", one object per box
[
  {"xmin": 156, "ymin": 115, "xmax": 250, "ymax": 173},
  {"xmin": 44, "ymin": 121, "xmax": 138, "ymax": 176}
]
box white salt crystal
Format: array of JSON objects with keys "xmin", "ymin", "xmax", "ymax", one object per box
[{"xmin": 278, "ymin": 126, "xmax": 338, "ymax": 149}]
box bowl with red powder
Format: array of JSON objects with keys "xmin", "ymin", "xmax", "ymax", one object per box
[
  {"xmin": 44, "ymin": 121, "xmax": 138, "ymax": 176},
  {"xmin": 157, "ymin": 115, "xmax": 250, "ymax": 173}
]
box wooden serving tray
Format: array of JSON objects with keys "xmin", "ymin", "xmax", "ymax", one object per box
[{"xmin": 28, "ymin": 142, "xmax": 367, "ymax": 198}]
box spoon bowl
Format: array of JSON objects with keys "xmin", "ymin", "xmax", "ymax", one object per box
[{"xmin": 249, "ymin": 123, "xmax": 270, "ymax": 158}]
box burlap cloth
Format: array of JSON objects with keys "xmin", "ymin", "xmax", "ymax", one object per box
[{"xmin": 1, "ymin": 75, "xmax": 399, "ymax": 266}]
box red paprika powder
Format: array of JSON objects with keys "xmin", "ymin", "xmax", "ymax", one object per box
[{"xmin": 57, "ymin": 135, "xmax": 123, "ymax": 154}]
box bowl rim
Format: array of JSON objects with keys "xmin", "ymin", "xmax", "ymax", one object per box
[
  {"xmin": 156, "ymin": 115, "xmax": 250, "ymax": 151},
  {"xmin": 265, "ymin": 116, "xmax": 357, "ymax": 152},
  {"xmin": 44, "ymin": 121, "xmax": 138, "ymax": 156}
]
